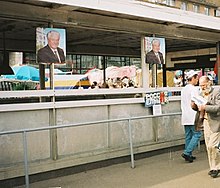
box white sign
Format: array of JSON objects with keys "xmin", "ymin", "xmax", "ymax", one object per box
[{"xmin": 153, "ymin": 104, "xmax": 162, "ymax": 115}]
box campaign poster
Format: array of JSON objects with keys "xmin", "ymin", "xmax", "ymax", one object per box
[
  {"xmin": 36, "ymin": 28, "xmax": 66, "ymax": 64},
  {"xmin": 145, "ymin": 37, "xmax": 165, "ymax": 65}
]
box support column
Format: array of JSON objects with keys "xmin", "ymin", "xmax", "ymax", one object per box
[
  {"xmin": 0, "ymin": 31, "xmax": 13, "ymax": 75},
  {"xmin": 141, "ymin": 36, "xmax": 149, "ymax": 89},
  {"xmin": 38, "ymin": 26, "xmax": 46, "ymax": 90},
  {"xmin": 103, "ymin": 56, "xmax": 106, "ymax": 86},
  {"xmin": 39, "ymin": 64, "xmax": 45, "ymax": 89},
  {"xmin": 217, "ymin": 42, "xmax": 220, "ymax": 85},
  {"xmin": 162, "ymin": 63, "xmax": 167, "ymax": 87},
  {"xmin": 152, "ymin": 64, "xmax": 157, "ymax": 88},
  {"xmin": 50, "ymin": 63, "xmax": 54, "ymax": 90},
  {"xmin": 48, "ymin": 23, "xmax": 58, "ymax": 161}
]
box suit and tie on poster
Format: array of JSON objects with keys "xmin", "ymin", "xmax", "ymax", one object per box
[
  {"xmin": 36, "ymin": 28, "xmax": 66, "ymax": 90},
  {"xmin": 36, "ymin": 28, "xmax": 66, "ymax": 64},
  {"xmin": 145, "ymin": 37, "xmax": 165, "ymax": 87},
  {"xmin": 145, "ymin": 37, "xmax": 165, "ymax": 66}
]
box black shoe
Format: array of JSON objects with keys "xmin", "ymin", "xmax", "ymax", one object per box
[
  {"xmin": 210, "ymin": 170, "xmax": 220, "ymax": 178},
  {"xmin": 191, "ymin": 156, "xmax": 196, "ymax": 160},
  {"xmin": 208, "ymin": 170, "xmax": 214, "ymax": 175},
  {"xmin": 181, "ymin": 153, "xmax": 193, "ymax": 163}
]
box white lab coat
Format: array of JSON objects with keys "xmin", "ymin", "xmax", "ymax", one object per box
[{"xmin": 181, "ymin": 84, "xmax": 198, "ymax": 125}]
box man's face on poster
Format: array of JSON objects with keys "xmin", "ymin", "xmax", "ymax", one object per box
[
  {"xmin": 152, "ymin": 40, "xmax": 160, "ymax": 53},
  {"xmin": 47, "ymin": 32, "xmax": 60, "ymax": 50}
]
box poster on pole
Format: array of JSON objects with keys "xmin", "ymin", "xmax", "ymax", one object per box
[
  {"xmin": 145, "ymin": 37, "xmax": 165, "ymax": 65},
  {"xmin": 36, "ymin": 27, "xmax": 66, "ymax": 64}
]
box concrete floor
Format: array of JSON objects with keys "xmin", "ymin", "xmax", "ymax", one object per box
[{"xmin": 16, "ymin": 146, "xmax": 220, "ymax": 188}]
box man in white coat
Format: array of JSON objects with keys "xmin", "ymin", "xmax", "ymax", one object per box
[{"xmin": 181, "ymin": 70, "xmax": 201, "ymax": 163}]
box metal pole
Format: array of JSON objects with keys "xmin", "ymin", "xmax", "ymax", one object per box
[
  {"xmin": 50, "ymin": 67, "xmax": 58, "ymax": 160},
  {"xmin": 107, "ymin": 105, "xmax": 110, "ymax": 148},
  {"xmin": 49, "ymin": 22, "xmax": 54, "ymax": 91},
  {"xmin": 103, "ymin": 56, "xmax": 106, "ymax": 86},
  {"xmin": 39, "ymin": 64, "xmax": 45, "ymax": 90},
  {"xmin": 48, "ymin": 23, "xmax": 58, "ymax": 160},
  {"xmin": 128, "ymin": 118, "xmax": 135, "ymax": 169},
  {"xmin": 50, "ymin": 88, "xmax": 58, "ymax": 160},
  {"xmin": 217, "ymin": 42, "xmax": 220, "ymax": 85},
  {"xmin": 151, "ymin": 34, "xmax": 157, "ymax": 88},
  {"xmin": 152, "ymin": 117, "xmax": 158, "ymax": 142},
  {"xmin": 23, "ymin": 131, "xmax": 29, "ymax": 188},
  {"xmin": 50, "ymin": 63, "xmax": 55, "ymax": 90},
  {"xmin": 162, "ymin": 63, "xmax": 167, "ymax": 87},
  {"xmin": 152, "ymin": 64, "xmax": 157, "ymax": 88}
]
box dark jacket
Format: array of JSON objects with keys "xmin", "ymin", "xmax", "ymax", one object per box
[
  {"xmin": 37, "ymin": 45, "xmax": 65, "ymax": 64},
  {"xmin": 145, "ymin": 50, "xmax": 164, "ymax": 64}
]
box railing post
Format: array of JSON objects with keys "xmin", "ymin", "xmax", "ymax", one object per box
[
  {"xmin": 152, "ymin": 117, "xmax": 158, "ymax": 142},
  {"xmin": 23, "ymin": 131, "xmax": 29, "ymax": 188},
  {"xmin": 128, "ymin": 118, "xmax": 135, "ymax": 169},
  {"xmin": 48, "ymin": 22, "xmax": 58, "ymax": 161},
  {"xmin": 107, "ymin": 105, "xmax": 110, "ymax": 148},
  {"xmin": 50, "ymin": 89, "xmax": 58, "ymax": 160}
]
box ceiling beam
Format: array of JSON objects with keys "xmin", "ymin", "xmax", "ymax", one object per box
[
  {"xmin": 0, "ymin": 1, "xmax": 219, "ymax": 43},
  {"xmin": 68, "ymin": 44, "xmax": 140, "ymax": 57}
]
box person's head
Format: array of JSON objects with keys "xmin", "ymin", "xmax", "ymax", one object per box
[
  {"xmin": 186, "ymin": 70, "xmax": 199, "ymax": 86},
  {"xmin": 199, "ymin": 76, "xmax": 212, "ymax": 95},
  {"xmin": 207, "ymin": 75, "xmax": 214, "ymax": 86},
  {"xmin": 151, "ymin": 39, "xmax": 161, "ymax": 53},
  {"xmin": 175, "ymin": 70, "xmax": 182, "ymax": 79},
  {"xmin": 47, "ymin": 30, "xmax": 60, "ymax": 50}
]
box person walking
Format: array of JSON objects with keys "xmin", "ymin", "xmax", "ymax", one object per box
[
  {"xmin": 197, "ymin": 76, "xmax": 220, "ymax": 178},
  {"xmin": 181, "ymin": 70, "xmax": 202, "ymax": 163}
]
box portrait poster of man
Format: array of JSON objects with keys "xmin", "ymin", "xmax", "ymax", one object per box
[
  {"xmin": 145, "ymin": 37, "xmax": 165, "ymax": 65},
  {"xmin": 36, "ymin": 28, "xmax": 66, "ymax": 64}
]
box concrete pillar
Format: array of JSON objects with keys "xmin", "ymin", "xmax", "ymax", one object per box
[{"xmin": 141, "ymin": 36, "xmax": 149, "ymax": 89}]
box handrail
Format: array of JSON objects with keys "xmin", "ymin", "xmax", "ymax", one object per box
[
  {"xmin": 0, "ymin": 98, "xmax": 144, "ymax": 112},
  {"xmin": 0, "ymin": 112, "xmax": 181, "ymax": 188},
  {"xmin": 0, "ymin": 102, "xmax": 55, "ymax": 112},
  {"xmin": 0, "ymin": 87, "xmax": 183, "ymax": 99},
  {"xmin": 0, "ymin": 112, "xmax": 181, "ymax": 136},
  {"xmin": 0, "ymin": 87, "xmax": 184, "ymax": 112},
  {"xmin": 0, "ymin": 90, "xmax": 54, "ymax": 98}
]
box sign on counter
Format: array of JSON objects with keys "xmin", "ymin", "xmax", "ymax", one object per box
[{"xmin": 145, "ymin": 91, "xmax": 169, "ymax": 108}]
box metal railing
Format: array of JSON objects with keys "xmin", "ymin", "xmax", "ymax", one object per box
[{"xmin": 0, "ymin": 112, "xmax": 181, "ymax": 188}]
